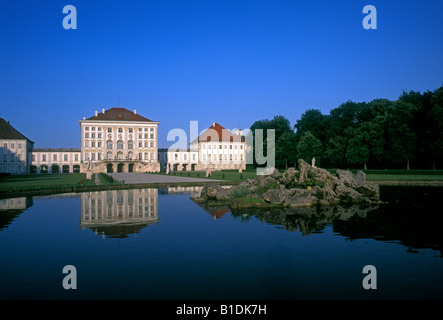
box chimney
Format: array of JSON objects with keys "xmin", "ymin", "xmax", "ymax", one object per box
[
  {"xmin": 95, "ymin": 110, "xmax": 98, "ymax": 117},
  {"xmin": 102, "ymin": 108, "xmax": 105, "ymax": 114},
  {"xmin": 134, "ymin": 109, "xmax": 137, "ymax": 114}
]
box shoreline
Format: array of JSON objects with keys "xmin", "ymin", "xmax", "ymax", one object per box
[{"xmin": 1, "ymin": 180, "xmax": 442, "ymax": 199}]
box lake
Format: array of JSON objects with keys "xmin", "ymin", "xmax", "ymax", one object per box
[{"xmin": 0, "ymin": 185, "xmax": 442, "ymax": 300}]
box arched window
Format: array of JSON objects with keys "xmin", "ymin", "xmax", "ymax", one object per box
[
  {"xmin": 128, "ymin": 140, "xmax": 133, "ymax": 149},
  {"xmin": 117, "ymin": 152, "xmax": 124, "ymax": 160},
  {"xmin": 106, "ymin": 140, "xmax": 113, "ymax": 149},
  {"xmin": 128, "ymin": 151, "xmax": 133, "ymax": 160},
  {"xmin": 117, "ymin": 140, "xmax": 123, "ymax": 149},
  {"xmin": 107, "ymin": 152, "xmax": 112, "ymax": 160}
]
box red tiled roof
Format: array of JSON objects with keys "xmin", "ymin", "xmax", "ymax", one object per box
[
  {"xmin": 197, "ymin": 123, "xmax": 245, "ymax": 142},
  {"xmin": 86, "ymin": 108, "xmax": 154, "ymax": 122},
  {"xmin": 0, "ymin": 118, "xmax": 33, "ymax": 142}
]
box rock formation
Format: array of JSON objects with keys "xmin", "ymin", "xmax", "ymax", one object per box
[{"xmin": 193, "ymin": 159, "xmax": 383, "ymax": 209}]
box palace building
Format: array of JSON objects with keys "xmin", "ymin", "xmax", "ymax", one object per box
[
  {"xmin": 158, "ymin": 122, "xmax": 246, "ymax": 172},
  {"xmin": 1, "ymin": 108, "xmax": 246, "ymax": 175},
  {"xmin": 79, "ymin": 107, "xmax": 160, "ymax": 174}
]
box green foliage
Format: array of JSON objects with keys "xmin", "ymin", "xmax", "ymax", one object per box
[
  {"xmin": 296, "ymin": 131, "xmax": 323, "ymax": 165},
  {"xmin": 230, "ymin": 186, "xmax": 251, "ymax": 199}
]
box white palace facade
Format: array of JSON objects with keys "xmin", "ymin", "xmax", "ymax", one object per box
[{"xmin": 1, "ymin": 108, "xmax": 246, "ymax": 175}]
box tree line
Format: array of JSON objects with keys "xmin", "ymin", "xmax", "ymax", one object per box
[{"xmin": 248, "ymin": 85, "xmax": 443, "ymax": 170}]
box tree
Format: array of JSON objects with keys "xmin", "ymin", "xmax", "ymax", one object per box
[
  {"xmin": 296, "ymin": 131, "xmax": 323, "ymax": 166},
  {"xmin": 250, "ymin": 115, "xmax": 296, "ymax": 169}
]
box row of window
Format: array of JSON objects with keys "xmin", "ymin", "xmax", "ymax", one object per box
[
  {"xmin": 202, "ymin": 144, "xmax": 243, "ymax": 150},
  {"xmin": 203, "ymin": 154, "xmax": 244, "ymax": 161},
  {"xmin": 171, "ymin": 153, "xmax": 244, "ymax": 162},
  {"xmin": 32, "ymin": 154, "xmax": 80, "ymax": 162},
  {"xmin": 85, "ymin": 151, "xmax": 156, "ymax": 161},
  {"xmin": 85, "ymin": 140, "xmax": 155, "ymax": 149},
  {"xmin": 84, "ymin": 127, "xmax": 155, "ymax": 133},
  {"xmin": 2, "ymin": 154, "xmax": 24, "ymax": 162},
  {"xmin": 84, "ymin": 133, "xmax": 156, "ymax": 139},
  {"xmin": 2, "ymin": 142, "xmax": 24, "ymax": 149}
]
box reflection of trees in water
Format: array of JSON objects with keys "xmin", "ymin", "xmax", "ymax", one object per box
[
  {"xmin": 230, "ymin": 204, "xmax": 378, "ymax": 236},
  {"xmin": 196, "ymin": 186, "xmax": 443, "ymax": 256}
]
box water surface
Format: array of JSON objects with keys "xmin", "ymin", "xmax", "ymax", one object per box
[{"xmin": 0, "ymin": 186, "xmax": 442, "ymax": 300}]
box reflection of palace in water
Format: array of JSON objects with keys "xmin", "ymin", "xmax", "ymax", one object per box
[
  {"xmin": 0, "ymin": 197, "xmax": 33, "ymax": 231},
  {"xmin": 80, "ymin": 189, "xmax": 159, "ymax": 238}
]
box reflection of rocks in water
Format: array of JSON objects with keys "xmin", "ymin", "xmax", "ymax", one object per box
[
  {"xmin": 80, "ymin": 189, "xmax": 159, "ymax": 238},
  {"xmin": 194, "ymin": 197, "xmax": 379, "ymax": 236},
  {"xmin": 332, "ymin": 186, "xmax": 443, "ymax": 256},
  {"xmin": 0, "ymin": 197, "xmax": 33, "ymax": 231},
  {"xmin": 243, "ymin": 205, "xmax": 379, "ymax": 236}
]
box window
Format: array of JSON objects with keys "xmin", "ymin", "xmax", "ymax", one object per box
[
  {"xmin": 85, "ymin": 127, "xmax": 89, "ymax": 131},
  {"xmin": 91, "ymin": 127, "xmax": 95, "ymax": 131},
  {"xmin": 144, "ymin": 141, "xmax": 149, "ymax": 148},
  {"xmin": 18, "ymin": 143, "xmax": 22, "ymax": 149},
  {"xmin": 74, "ymin": 154, "xmax": 79, "ymax": 161},
  {"xmin": 98, "ymin": 127, "xmax": 102, "ymax": 131},
  {"xmin": 150, "ymin": 134, "xmax": 154, "ymax": 139},
  {"xmin": 91, "ymin": 142, "xmax": 95, "ymax": 148},
  {"xmin": 91, "ymin": 133, "xmax": 95, "ymax": 138},
  {"xmin": 91, "ymin": 153, "xmax": 96, "ymax": 160},
  {"xmin": 107, "ymin": 128, "xmax": 112, "ymax": 133},
  {"xmin": 98, "ymin": 142, "xmax": 101, "ymax": 148},
  {"xmin": 85, "ymin": 133, "xmax": 89, "ymax": 138},
  {"xmin": 230, "ymin": 145, "xmax": 232, "ymax": 149},
  {"xmin": 117, "ymin": 140, "xmax": 123, "ymax": 149},
  {"xmin": 53, "ymin": 154, "xmax": 57, "ymax": 161},
  {"xmin": 3, "ymin": 143, "xmax": 7, "ymax": 148},
  {"xmin": 64, "ymin": 154, "xmax": 68, "ymax": 161},
  {"xmin": 128, "ymin": 140, "xmax": 133, "ymax": 149},
  {"xmin": 219, "ymin": 154, "xmax": 222, "ymax": 161},
  {"xmin": 98, "ymin": 133, "xmax": 101, "ymax": 138},
  {"xmin": 85, "ymin": 141, "xmax": 89, "ymax": 148},
  {"xmin": 184, "ymin": 154, "xmax": 187, "ymax": 161},
  {"xmin": 192, "ymin": 154, "xmax": 196, "ymax": 161},
  {"xmin": 144, "ymin": 128, "xmax": 148, "ymax": 131},
  {"xmin": 42, "ymin": 154, "xmax": 46, "ymax": 162},
  {"xmin": 3, "ymin": 154, "xmax": 7, "ymax": 162},
  {"xmin": 144, "ymin": 134, "xmax": 148, "ymax": 139},
  {"xmin": 150, "ymin": 128, "xmax": 154, "ymax": 132},
  {"xmin": 107, "ymin": 140, "xmax": 113, "ymax": 149},
  {"xmin": 11, "ymin": 143, "xmax": 15, "ymax": 149},
  {"xmin": 118, "ymin": 128, "xmax": 123, "ymax": 133},
  {"xmin": 32, "ymin": 155, "xmax": 35, "ymax": 161},
  {"xmin": 18, "ymin": 154, "xmax": 22, "ymax": 161},
  {"xmin": 139, "ymin": 142, "xmax": 142, "ymax": 147},
  {"xmin": 98, "ymin": 153, "xmax": 101, "ymax": 160},
  {"xmin": 240, "ymin": 145, "xmax": 243, "ymax": 149},
  {"xmin": 219, "ymin": 145, "xmax": 222, "ymax": 149},
  {"xmin": 129, "ymin": 128, "xmax": 133, "ymax": 133}
]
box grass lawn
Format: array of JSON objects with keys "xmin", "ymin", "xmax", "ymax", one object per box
[
  {"xmin": 162, "ymin": 168, "xmax": 443, "ymax": 183},
  {"xmin": 163, "ymin": 169, "xmax": 257, "ymax": 181},
  {"xmin": 0, "ymin": 173, "xmax": 89, "ymax": 187}
]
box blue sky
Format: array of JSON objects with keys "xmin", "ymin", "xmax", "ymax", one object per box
[{"xmin": 1, "ymin": 0, "xmax": 442, "ymax": 148}]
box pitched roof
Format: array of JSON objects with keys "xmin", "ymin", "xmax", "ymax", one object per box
[
  {"xmin": 86, "ymin": 108, "xmax": 154, "ymax": 122},
  {"xmin": 0, "ymin": 118, "xmax": 33, "ymax": 142},
  {"xmin": 194, "ymin": 122, "xmax": 245, "ymax": 143}
]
